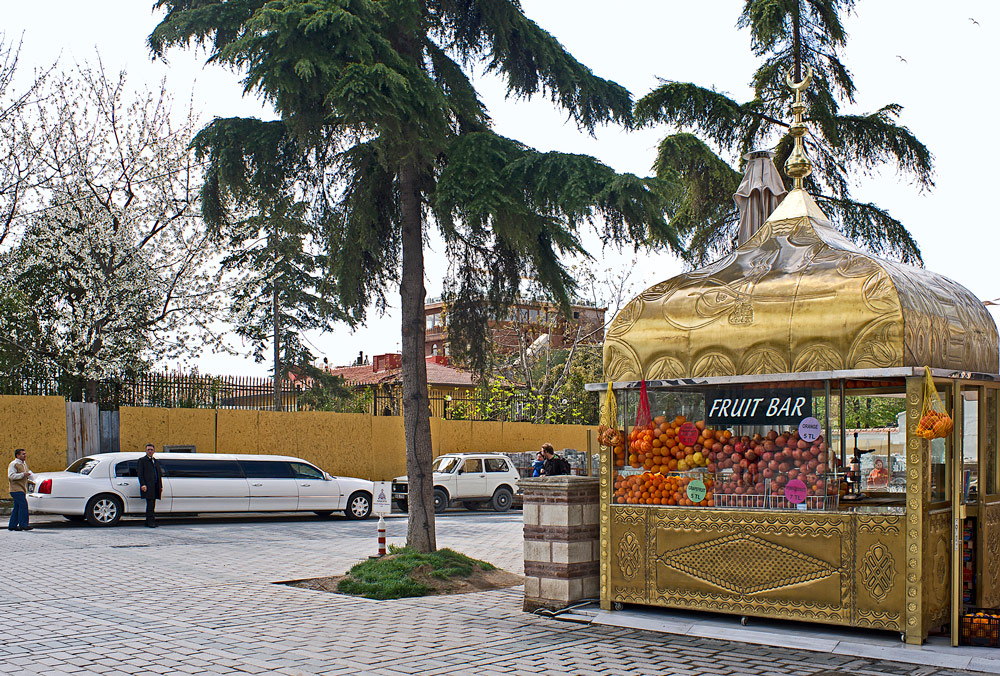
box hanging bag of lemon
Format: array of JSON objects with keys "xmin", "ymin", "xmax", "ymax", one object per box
[{"xmin": 915, "ymin": 366, "xmax": 954, "ymax": 439}]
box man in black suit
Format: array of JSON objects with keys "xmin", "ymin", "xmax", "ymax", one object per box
[{"xmin": 137, "ymin": 444, "xmax": 162, "ymax": 528}]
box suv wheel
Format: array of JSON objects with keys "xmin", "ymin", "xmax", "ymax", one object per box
[
  {"xmin": 345, "ymin": 491, "xmax": 372, "ymax": 519},
  {"xmin": 491, "ymin": 487, "xmax": 513, "ymax": 512},
  {"xmin": 86, "ymin": 495, "xmax": 123, "ymax": 527},
  {"xmin": 433, "ymin": 488, "xmax": 449, "ymax": 513}
]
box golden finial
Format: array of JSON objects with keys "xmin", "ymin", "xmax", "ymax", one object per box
[{"xmin": 783, "ymin": 65, "xmax": 813, "ymax": 190}]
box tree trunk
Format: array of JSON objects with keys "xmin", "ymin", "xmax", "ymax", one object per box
[
  {"xmin": 399, "ymin": 161, "xmax": 436, "ymax": 553},
  {"xmin": 792, "ymin": 1, "xmax": 802, "ymax": 83},
  {"xmin": 272, "ymin": 223, "xmax": 281, "ymax": 413}
]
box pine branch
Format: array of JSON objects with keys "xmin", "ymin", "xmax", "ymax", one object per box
[{"xmin": 814, "ymin": 194, "xmax": 923, "ymax": 265}]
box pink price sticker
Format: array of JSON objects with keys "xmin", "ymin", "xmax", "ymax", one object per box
[
  {"xmin": 678, "ymin": 422, "xmax": 699, "ymax": 446},
  {"xmin": 785, "ymin": 479, "xmax": 808, "ymax": 504},
  {"xmin": 798, "ymin": 416, "xmax": 821, "ymax": 443}
]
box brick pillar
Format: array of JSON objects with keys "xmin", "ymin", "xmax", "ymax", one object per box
[{"xmin": 521, "ymin": 475, "xmax": 600, "ymax": 612}]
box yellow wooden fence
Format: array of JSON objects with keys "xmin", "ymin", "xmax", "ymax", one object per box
[{"xmin": 1, "ymin": 396, "xmax": 590, "ymax": 478}]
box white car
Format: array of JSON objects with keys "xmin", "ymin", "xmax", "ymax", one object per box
[
  {"xmin": 26, "ymin": 452, "xmax": 374, "ymax": 526},
  {"xmin": 392, "ymin": 453, "xmax": 520, "ymax": 513}
]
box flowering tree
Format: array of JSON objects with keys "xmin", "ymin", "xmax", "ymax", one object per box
[
  {"xmin": 4, "ymin": 192, "xmax": 162, "ymax": 378},
  {"xmin": 0, "ymin": 34, "xmax": 52, "ymax": 247},
  {"xmin": 0, "ymin": 63, "xmax": 223, "ymax": 387}
]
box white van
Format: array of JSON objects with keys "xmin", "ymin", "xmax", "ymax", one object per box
[{"xmin": 26, "ymin": 452, "xmax": 374, "ymax": 526}]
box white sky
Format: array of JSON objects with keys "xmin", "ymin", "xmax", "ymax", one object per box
[{"xmin": 6, "ymin": 1, "xmax": 1000, "ymax": 376}]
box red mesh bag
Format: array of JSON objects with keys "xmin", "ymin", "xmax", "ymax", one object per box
[
  {"xmin": 634, "ymin": 380, "xmax": 652, "ymax": 429},
  {"xmin": 625, "ymin": 381, "xmax": 655, "ymax": 469}
]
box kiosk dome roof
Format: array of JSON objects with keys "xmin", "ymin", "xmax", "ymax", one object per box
[{"xmin": 603, "ymin": 189, "xmax": 999, "ymax": 381}]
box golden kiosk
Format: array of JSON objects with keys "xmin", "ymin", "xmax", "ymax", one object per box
[{"xmin": 589, "ymin": 76, "xmax": 1000, "ymax": 646}]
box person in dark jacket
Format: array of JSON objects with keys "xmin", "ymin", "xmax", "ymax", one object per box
[
  {"xmin": 541, "ymin": 444, "xmax": 571, "ymax": 477},
  {"xmin": 137, "ymin": 443, "xmax": 162, "ymax": 528}
]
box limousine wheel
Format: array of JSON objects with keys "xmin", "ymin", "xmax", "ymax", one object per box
[
  {"xmin": 491, "ymin": 487, "xmax": 513, "ymax": 513},
  {"xmin": 345, "ymin": 491, "xmax": 372, "ymax": 520},
  {"xmin": 86, "ymin": 494, "xmax": 123, "ymax": 527}
]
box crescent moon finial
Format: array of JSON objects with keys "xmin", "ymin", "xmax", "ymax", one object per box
[{"xmin": 784, "ymin": 65, "xmax": 814, "ymax": 93}]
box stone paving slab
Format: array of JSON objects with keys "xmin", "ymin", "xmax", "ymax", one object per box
[{"xmin": 0, "ymin": 511, "xmax": 992, "ymax": 675}]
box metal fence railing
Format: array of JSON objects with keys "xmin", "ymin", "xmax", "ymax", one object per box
[{"xmin": 0, "ymin": 370, "xmax": 585, "ymax": 422}]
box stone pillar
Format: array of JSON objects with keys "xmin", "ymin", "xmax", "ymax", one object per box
[{"xmin": 521, "ymin": 475, "xmax": 600, "ymax": 612}]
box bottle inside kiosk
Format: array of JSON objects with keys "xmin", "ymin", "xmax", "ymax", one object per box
[{"xmin": 591, "ymin": 69, "xmax": 1000, "ymax": 647}]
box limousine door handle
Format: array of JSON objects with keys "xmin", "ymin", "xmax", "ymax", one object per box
[
  {"xmin": 251, "ymin": 483, "xmax": 263, "ymax": 487},
  {"xmin": 300, "ymin": 483, "xmax": 311, "ymax": 487},
  {"xmin": 116, "ymin": 482, "xmax": 130, "ymax": 486}
]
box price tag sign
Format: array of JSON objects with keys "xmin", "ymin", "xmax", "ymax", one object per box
[
  {"xmin": 785, "ymin": 479, "xmax": 808, "ymax": 505},
  {"xmin": 686, "ymin": 479, "xmax": 707, "ymax": 503},
  {"xmin": 678, "ymin": 422, "xmax": 699, "ymax": 446},
  {"xmin": 798, "ymin": 417, "xmax": 821, "ymax": 443},
  {"xmin": 372, "ymin": 481, "xmax": 392, "ymax": 515}
]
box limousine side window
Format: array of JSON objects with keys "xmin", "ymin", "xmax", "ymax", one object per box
[
  {"xmin": 115, "ymin": 460, "xmax": 139, "ymax": 478},
  {"xmin": 158, "ymin": 459, "xmax": 244, "ymax": 479},
  {"xmin": 290, "ymin": 462, "xmax": 324, "ymax": 480},
  {"xmin": 240, "ymin": 460, "xmax": 295, "ymax": 479}
]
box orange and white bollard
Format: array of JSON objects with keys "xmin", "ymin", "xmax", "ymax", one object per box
[{"xmin": 376, "ymin": 514, "xmax": 386, "ymax": 557}]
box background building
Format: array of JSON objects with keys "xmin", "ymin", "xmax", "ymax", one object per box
[{"xmin": 423, "ymin": 298, "xmax": 606, "ymax": 357}]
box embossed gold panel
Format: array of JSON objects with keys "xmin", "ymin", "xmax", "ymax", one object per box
[
  {"xmin": 604, "ymin": 191, "xmax": 998, "ymax": 381},
  {"xmin": 610, "ymin": 507, "xmax": 649, "ymax": 604},
  {"xmin": 855, "ymin": 514, "xmax": 905, "ymax": 631},
  {"xmin": 982, "ymin": 499, "xmax": 1000, "ymax": 608},
  {"xmin": 651, "ymin": 510, "xmax": 849, "ymax": 622},
  {"xmin": 925, "ymin": 509, "xmax": 952, "ymax": 630}
]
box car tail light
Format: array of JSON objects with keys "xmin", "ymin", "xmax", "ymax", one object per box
[{"xmin": 38, "ymin": 479, "xmax": 52, "ymax": 494}]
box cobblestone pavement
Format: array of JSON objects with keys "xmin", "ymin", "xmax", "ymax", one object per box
[{"xmin": 0, "ymin": 511, "xmax": 986, "ymax": 676}]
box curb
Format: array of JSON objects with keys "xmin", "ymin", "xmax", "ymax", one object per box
[{"xmin": 584, "ymin": 608, "xmax": 1000, "ymax": 675}]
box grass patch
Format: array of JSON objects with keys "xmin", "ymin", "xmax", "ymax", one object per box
[{"xmin": 336, "ymin": 545, "xmax": 497, "ymax": 600}]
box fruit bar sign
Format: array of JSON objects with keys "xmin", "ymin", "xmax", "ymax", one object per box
[{"xmin": 705, "ymin": 388, "xmax": 812, "ymax": 426}]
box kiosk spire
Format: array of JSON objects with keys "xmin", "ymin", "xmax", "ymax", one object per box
[{"xmin": 784, "ymin": 66, "xmax": 813, "ymax": 190}]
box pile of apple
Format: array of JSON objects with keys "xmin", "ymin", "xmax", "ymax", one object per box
[{"xmin": 710, "ymin": 429, "xmax": 837, "ymax": 503}]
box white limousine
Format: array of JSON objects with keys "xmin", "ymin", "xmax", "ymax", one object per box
[{"xmin": 26, "ymin": 452, "xmax": 374, "ymax": 526}]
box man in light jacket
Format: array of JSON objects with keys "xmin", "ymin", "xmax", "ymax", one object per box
[
  {"xmin": 137, "ymin": 444, "xmax": 162, "ymax": 528},
  {"xmin": 8, "ymin": 448, "xmax": 34, "ymax": 531}
]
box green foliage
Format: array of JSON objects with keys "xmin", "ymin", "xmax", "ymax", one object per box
[
  {"xmin": 844, "ymin": 395, "xmax": 905, "ymax": 429},
  {"xmin": 635, "ymin": 0, "xmax": 933, "ymax": 265},
  {"xmin": 336, "ymin": 546, "xmax": 496, "ymax": 600},
  {"xmin": 449, "ymin": 347, "xmax": 601, "ymax": 425},
  {"xmin": 295, "ymin": 367, "xmax": 369, "ymax": 412}
]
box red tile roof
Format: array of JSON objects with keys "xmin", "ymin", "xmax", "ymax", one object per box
[{"xmin": 325, "ymin": 360, "xmax": 474, "ymax": 387}]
